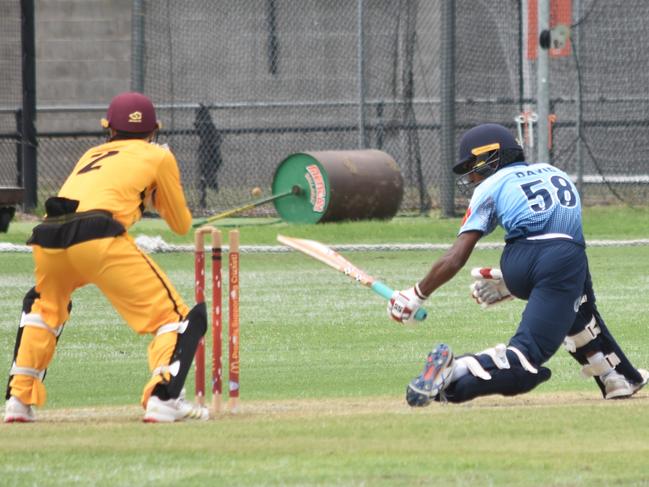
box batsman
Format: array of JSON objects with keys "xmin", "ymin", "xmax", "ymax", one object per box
[
  {"xmin": 387, "ymin": 123, "xmax": 648, "ymax": 405},
  {"xmin": 4, "ymin": 92, "xmax": 208, "ymax": 423}
]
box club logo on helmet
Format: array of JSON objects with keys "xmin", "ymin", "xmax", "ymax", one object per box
[
  {"xmin": 128, "ymin": 111, "xmax": 143, "ymax": 123},
  {"xmin": 453, "ymin": 124, "xmax": 526, "ymax": 195},
  {"xmin": 471, "ymin": 143, "xmax": 500, "ymax": 176}
]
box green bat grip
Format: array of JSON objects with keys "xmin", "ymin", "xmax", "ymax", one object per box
[{"xmin": 371, "ymin": 281, "xmax": 428, "ymax": 321}]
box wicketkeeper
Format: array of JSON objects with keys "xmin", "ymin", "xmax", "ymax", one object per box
[
  {"xmin": 4, "ymin": 92, "xmax": 208, "ymax": 423},
  {"xmin": 387, "ymin": 123, "xmax": 648, "ymax": 406}
]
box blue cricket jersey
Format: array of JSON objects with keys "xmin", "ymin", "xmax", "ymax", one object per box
[{"xmin": 458, "ymin": 162, "xmax": 584, "ymax": 245}]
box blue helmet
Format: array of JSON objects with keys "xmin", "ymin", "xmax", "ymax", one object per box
[{"xmin": 453, "ymin": 123, "xmax": 524, "ymax": 177}]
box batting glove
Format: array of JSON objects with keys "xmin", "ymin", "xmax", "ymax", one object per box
[
  {"xmin": 470, "ymin": 267, "xmax": 513, "ymax": 309},
  {"xmin": 388, "ymin": 284, "xmax": 426, "ymax": 324}
]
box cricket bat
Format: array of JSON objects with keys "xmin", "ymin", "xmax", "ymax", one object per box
[{"xmin": 277, "ymin": 234, "xmax": 428, "ymax": 321}]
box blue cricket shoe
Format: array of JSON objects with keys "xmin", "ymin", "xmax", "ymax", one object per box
[{"xmin": 406, "ymin": 343, "xmax": 454, "ymax": 407}]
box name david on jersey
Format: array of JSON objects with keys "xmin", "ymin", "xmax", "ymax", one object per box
[{"xmin": 513, "ymin": 164, "xmax": 559, "ymax": 179}]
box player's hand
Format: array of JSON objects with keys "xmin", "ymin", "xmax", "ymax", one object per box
[
  {"xmin": 387, "ymin": 285, "xmax": 426, "ymax": 324},
  {"xmin": 470, "ymin": 267, "xmax": 513, "ymax": 308}
]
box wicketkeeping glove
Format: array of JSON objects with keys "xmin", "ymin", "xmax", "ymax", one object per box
[
  {"xmin": 387, "ymin": 284, "xmax": 426, "ymax": 324},
  {"xmin": 470, "ymin": 267, "xmax": 513, "ymax": 309}
]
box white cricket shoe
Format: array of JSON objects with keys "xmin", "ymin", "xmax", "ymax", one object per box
[
  {"xmin": 604, "ymin": 368, "xmax": 649, "ymax": 400},
  {"xmin": 143, "ymin": 392, "xmax": 209, "ymax": 423},
  {"xmin": 633, "ymin": 368, "xmax": 649, "ymax": 394},
  {"xmin": 4, "ymin": 396, "xmax": 36, "ymax": 423}
]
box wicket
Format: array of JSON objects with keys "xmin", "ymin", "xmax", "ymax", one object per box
[{"xmin": 194, "ymin": 227, "xmax": 240, "ymax": 414}]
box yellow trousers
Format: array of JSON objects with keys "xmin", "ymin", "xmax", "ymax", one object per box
[{"xmin": 8, "ymin": 233, "xmax": 190, "ymax": 407}]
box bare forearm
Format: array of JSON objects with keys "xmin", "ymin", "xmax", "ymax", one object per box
[
  {"xmin": 416, "ymin": 231, "xmax": 482, "ymax": 297},
  {"xmin": 417, "ymin": 252, "xmax": 468, "ymax": 296}
]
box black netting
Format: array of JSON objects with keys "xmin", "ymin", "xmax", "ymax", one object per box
[
  {"xmin": 37, "ymin": 135, "xmax": 106, "ymax": 203},
  {"xmin": 141, "ymin": 0, "xmax": 444, "ymax": 215},
  {"xmin": 550, "ymin": 1, "xmax": 649, "ymax": 204},
  {"xmin": 0, "ymin": 1, "xmax": 22, "ymax": 189},
  {"xmin": 3, "ymin": 1, "xmax": 648, "ymax": 213}
]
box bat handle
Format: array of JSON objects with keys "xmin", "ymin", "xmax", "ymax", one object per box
[{"xmin": 371, "ymin": 281, "xmax": 428, "ymax": 321}]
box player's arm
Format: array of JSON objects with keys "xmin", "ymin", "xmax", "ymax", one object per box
[
  {"xmin": 418, "ymin": 230, "xmax": 482, "ymax": 296},
  {"xmin": 153, "ymin": 151, "xmax": 192, "ymax": 235},
  {"xmin": 389, "ymin": 190, "xmax": 495, "ymax": 323},
  {"xmin": 388, "ymin": 231, "xmax": 482, "ymax": 323}
]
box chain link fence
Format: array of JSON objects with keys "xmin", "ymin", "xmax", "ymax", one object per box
[
  {"xmin": 548, "ymin": 0, "xmax": 649, "ymax": 205},
  {"xmin": 2, "ymin": 0, "xmax": 649, "ymax": 214},
  {"xmin": 138, "ymin": 0, "xmax": 446, "ymax": 216},
  {"xmin": 0, "ymin": 1, "xmax": 22, "ymax": 189}
]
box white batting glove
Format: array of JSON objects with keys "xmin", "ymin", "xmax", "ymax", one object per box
[
  {"xmin": 470, "ymin": 267, "xmax": 513, "ymax": 309},
  {"xmin": 387, "ymin": 284, "xmax": 426, "ymax": 324}
]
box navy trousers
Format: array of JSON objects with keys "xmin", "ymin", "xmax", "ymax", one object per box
[{"xmin": 500, "ymin": 239, "xmax": 588, "ymax": 366}]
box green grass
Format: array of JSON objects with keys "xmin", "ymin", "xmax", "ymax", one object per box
[
  {"xmin": 2, "ymin": 402, "xmax": 649, "ymax": 486},
  {"xmin": 3, "ymin": 204, "xmax": 649, "ymax": 245},
  {"xmin": 1, "ymin": 208, "xmax": 649, "ymax": 486}
]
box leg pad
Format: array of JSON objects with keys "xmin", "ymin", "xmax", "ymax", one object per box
[
  {"xmin": 148, "ymin": 303, "xmax": 207, "ymax": 402},
  {"xmin": 437, "ymin": 347, "xmax": 551, "ymax": 403},
  {"xmin": 565, "ymin": 296, "xmax": 643, "ymax": 397}
]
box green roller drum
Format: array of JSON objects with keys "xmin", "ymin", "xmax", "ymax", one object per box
[{"xmin": 272, "ymin": 150, "xmax": 404, "ymax": 224}]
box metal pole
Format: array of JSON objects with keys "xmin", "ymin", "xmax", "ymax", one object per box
[
  {"xmin": 536, "ymin": 0, "xmax": 550, "ymax": 163},
  {"xmin": 266, "ymin": 0, "xmax": 279, "ymax": 75},
  {"xmin": 21, "ymin": 0, "xmax": 37, "ymax": 210},
  {"xmin": 520, "ymin": 0, "xmax": 535, "ymax": 144},
  {"xmin": 357, "ymin": 0, "xmax": 366, "ymax": 148},
  {"xmin": 440, "ymin": 0, "xmax": 456, "ymax": 217},
  {"xmin": 574, "ymin": 0, "xmax": 583, "ymax": 193},
  {"xmin": 131, "ymin": 0, "xmax": 145, "ymax": 92},
  {"xmin": 15, "ymin": 109, "xmax": 23, "ymax": 188},
  {"xmin": 517, "ymin": 0, "xmax": 524, "ymax": 113},
  {"xmin": 376, "ymin": 102, "xmax": 384, "ymax": 150}
]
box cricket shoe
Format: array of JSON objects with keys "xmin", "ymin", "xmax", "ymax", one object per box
[
  {"xmin": 3, "ymin": 396, "xmax": 36, "ymax": 423},
  {"xmin": 635, "ymin": 369, "xmax": 649, "ymax": 394},
  {"xmin": 406, "ymin": 343, "xmax": 454, "ymax": 407},
  {"xmin": 143, "ymin": 391, "xmax": 209, "ymax": 423},
  {"xmin": 604, "ymin": 368, "xmax": 649, "ymax": 400}
]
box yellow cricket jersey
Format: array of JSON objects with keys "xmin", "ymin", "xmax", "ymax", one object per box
[{"xmin": 58, "ymin": 139, "xmax": 192, "ymax": 234}]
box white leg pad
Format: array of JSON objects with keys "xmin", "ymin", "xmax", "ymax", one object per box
[
  {"xmin": 20, "ymin": 313, "xmax": 63, "ymax": 337},
  {"xmin": 478, "ymin": 343, "xmax": 510, "ymax": 369},
  {"xmin": 151, "ymin": 360, "xmax": 181, "ymax": 379},
  {"xmin": 563, "ymin": 316, "xmax": 600, "ymax": 353},
  {"xmin": 156, "ymin": 320, "xmax": 188, "ymax": 336},
  {"xmin": 581, "ymin": 352, "xmax": 621, "ymax": 378},
  {"xmin": 507, "ymin": 346, "xmax": 538, "ymax": 374},
  {"xmin": 456, "ymin": 356, "xmax": 492, "ymax": 380},
  {"xmin": 9, "ymin": 362, "xmax": 45, "ymax": 381}
]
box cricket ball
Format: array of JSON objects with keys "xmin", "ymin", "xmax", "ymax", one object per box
[{"xmin": 251, "ymin": 187, "xmax": 263, "ymax": 197}]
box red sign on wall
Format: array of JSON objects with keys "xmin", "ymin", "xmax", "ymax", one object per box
[{"xmin": 527, "ymin": 0, "xmax": 572, "ymax": 59}]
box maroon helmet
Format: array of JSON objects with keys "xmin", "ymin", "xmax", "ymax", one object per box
[{"xmin": 101, "ymin": 92, "xmax": 159, "ymax": 133}]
